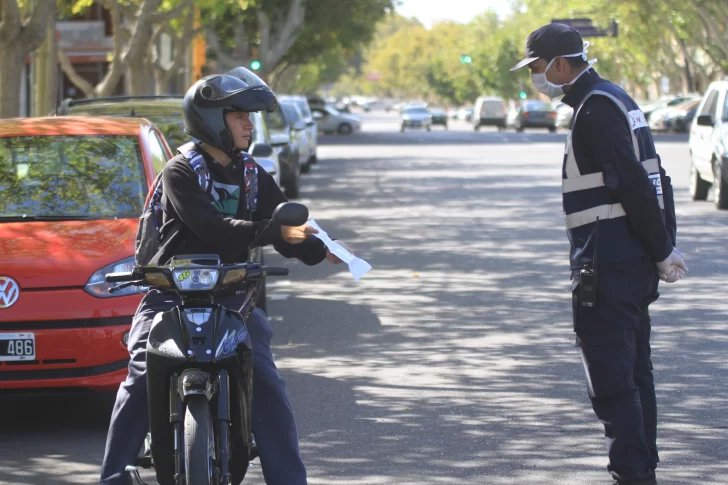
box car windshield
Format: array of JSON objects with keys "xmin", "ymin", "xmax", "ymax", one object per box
[
  {"xmin": 281, "ymin": 103, "xmax": 302, "ymax": 124},
  {"xmin": 293, "ymin": 99, "xmax": 313, "ymax": 119},
  {"xmin": 0, "ymin": 135, "xmax": 147, "ymax": 219},
  {"xmin": 264, "ymin": 110, "xmax": 288, "ymax": 131},
  {"xmin": 524, "ymin": 101, "xmax": 550, "ymax": 111},
  {"xmin": 142, "ymin": 115, "xmax": 186, "ymax": 149},
  {"xmin": 404, "ymin": 107, "xmax": 428, "ymax": 115}
]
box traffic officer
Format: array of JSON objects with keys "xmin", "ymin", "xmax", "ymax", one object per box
[{"xmin": 511, "ymin": 24, "xmax": 688, "ymax": 484}]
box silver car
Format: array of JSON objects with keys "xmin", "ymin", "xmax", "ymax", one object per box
[
  {"xmin": 278, "ymin": 95, "xmax": 318, "ymax": 165},
  {"xmin": 400, "ymin": 105, "xmax": 432, "ymax": 132},
  {"xmin": 311, "ymin": 105, "xmax": 361, "ymax": 135}
]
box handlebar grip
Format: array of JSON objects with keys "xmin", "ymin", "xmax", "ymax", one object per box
[
  {"xmin": 264, "ymin": 267, "xmax": 289, "ymax": 277},
  {"xmin": 105, "ymin": 271, "xmax": 136, "ymax": 283}
]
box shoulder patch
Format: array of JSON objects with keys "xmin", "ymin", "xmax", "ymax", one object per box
[{"xmin": 627, "ymin": 109, "xmax": 648, "ymax": 130}]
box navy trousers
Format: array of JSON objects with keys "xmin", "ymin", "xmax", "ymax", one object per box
[
  {"xmin": 99, "ymin": 290, "xmax": 307, "ymax": 485},
  {"xmin": 574, "ymin": 256, "xmax": 660, "ymax": 482}
]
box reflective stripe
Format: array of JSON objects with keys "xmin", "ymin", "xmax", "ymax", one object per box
[
  {"xmin": 642, "ymin": 158, "xmax": 659, "ymax": 173},
  {"xmin": 563, "ymin": 172, "xmax": 604, "ymax": 193},
  {"xmin": 565, "ymin": 203, "xmax": 626, "ymax": 229},
  {"xmin": 562, "ymin": 158, "xmax": 661, "ymax": 193},
  {"xmin": 590, "ymin": 90, "xmax": 641, "ymax": 161}
]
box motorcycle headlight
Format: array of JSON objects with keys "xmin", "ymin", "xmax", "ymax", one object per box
[
  {"xmin": 173, "ymin": 268, "xmax": 219, "ymax": 291},
  {"xmin": 85, "ymin": 256, "xmax": 142, "ymax": 298}
]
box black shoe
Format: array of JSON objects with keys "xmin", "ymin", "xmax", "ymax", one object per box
[{"xmin": 615, "ymin": 479, "xmax": 657, "ymax": 485}]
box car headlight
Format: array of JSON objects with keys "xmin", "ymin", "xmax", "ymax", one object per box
[
  {"xmin": 85, "ymin": 256, "xmax": 142, "ymax": 298},
  {"xmin": 173, "ymin": 268, "xmax": 219, "ymax": 291}
]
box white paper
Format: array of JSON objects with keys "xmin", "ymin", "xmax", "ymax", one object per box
[{"xmin": 307, "ymin": 219, "xmax": 372, "ymax": 280}]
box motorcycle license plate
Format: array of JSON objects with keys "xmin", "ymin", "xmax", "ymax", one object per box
[{"xmin": 0, "ymin": 332, "xmax": 36, "ymax": 361}]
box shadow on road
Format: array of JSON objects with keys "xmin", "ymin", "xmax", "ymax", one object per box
[{"xmin": 263, "ymin": 145, "xmax": 728, "ymax": 485}]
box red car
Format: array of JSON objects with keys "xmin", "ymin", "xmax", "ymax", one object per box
[{"xmin": 0, "ymin": 116, "xmax": 172, "ymax": 393}]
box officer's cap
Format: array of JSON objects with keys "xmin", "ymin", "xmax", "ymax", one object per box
[{"xmin": 511, "ymin": 23, "xmax": 584, "ymax": 71}]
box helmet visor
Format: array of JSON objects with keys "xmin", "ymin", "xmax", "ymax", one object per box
[{"xmin": 225, "ymin": 67, "xmax": 269, "ymax": 89}]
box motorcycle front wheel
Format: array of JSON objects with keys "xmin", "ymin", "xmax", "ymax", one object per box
[{"xmin": 184, "ymin": 396, "xmax": 215, "ymax": 485}]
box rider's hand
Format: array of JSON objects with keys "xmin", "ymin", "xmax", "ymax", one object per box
[
  {"xmin": 280, "ymin": 223, "xmax": 318, "ymax": 244},
  {"xmin": 327, "ymin": 240, "xmax": 353, "ymax": 264},
  {"xmin": 656, "ymin": 247, "xmax": 688, "ymax": 283}
]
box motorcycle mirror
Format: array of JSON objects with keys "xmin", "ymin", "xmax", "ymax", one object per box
[{"xmin": 271, "ymin": 202, "xmax": 308, "ymax": 227}]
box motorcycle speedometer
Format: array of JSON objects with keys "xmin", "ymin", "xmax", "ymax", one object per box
[{"xmin": 173, "ymin": 268, "xmax": 220, "ymax": 291}]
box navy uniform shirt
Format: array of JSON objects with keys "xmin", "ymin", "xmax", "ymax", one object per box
[{"xmin": 562, "ymin": 70, "xmax": 676, "ymax": 265}]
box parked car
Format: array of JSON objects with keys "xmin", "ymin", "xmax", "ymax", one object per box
[
  {"xmin": 649, "ymin": 98, "xmax": 699, "ymax": 132},
  {"xmin": 457, "ymin": 107, "xmax": 474, "ymax": 122},
  {"xmin": 0, "ymin": 116, "xmax": 172, "ymax": 393},
  {"xmin": 400, "ymin": 105, "xmax": 432, "ymax": 132},
  {"xmin": 688, "ymin": 81, "xmax": 728, "ymax": 209},
  {"xmin": 473, "ymin": 96, "xmax": 507, "ymax": 131},
  {"xmin": 58, "ymin": 96, "xmax": 281, "ymax": 185},
  {"xmin": 57, "ymin": 96, "xmax": 188, "ymax": 149},
  {"xmin": 641, "ymin": 95, "xmax": 700, "ymax": 121},
  {"xmin": 429, "ymin": 108, "xmax": 448, "ymax": 129},
  {"xmin": 279, "ymin": 100, "xmax": 313, "ymax": 174},
  {"xmin": 311, "ymin": 105, "xmax": 361, "ymax": 135},
  {"xmin": 263, "ymin": 109, "xmax": 300, "ymax": 198},
  {"xmin": 278, "ymin": 95, "xmax": 318, "ymax": 165},
  {"xmin": 554, "ymin": 102, "xmax": 573, "ymax": 129},
  {"xmin": 58, "ymin": 96, "xmax": 279, "ymax": 310},
  {"xmin": 513, "ymin": 100, "xmax": 557, "ymax": 132},
  {"xmin": 663, "ymin": 99, "xmax": 701, "ymax": 133},
  {"xmin": 248, "ymin": 112, "xmax": 281, "ymax": 188}
]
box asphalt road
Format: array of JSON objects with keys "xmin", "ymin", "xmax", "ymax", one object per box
[{"xmin": 1, "ymin": 112, "xmax": 726, "ymax": 485}]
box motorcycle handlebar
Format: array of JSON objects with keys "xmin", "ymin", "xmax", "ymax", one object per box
[
  {"xmin": 105, "ymin": 271, "xmax": 137, "ymax": 283},
  {"xmin": 264, "ymin": 267, "xmax": 289, "ymax": 277}
]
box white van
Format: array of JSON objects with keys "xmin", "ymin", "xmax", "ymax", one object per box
[{"xmin": 473, "ymin": 96, "xmax": 507, "ymax": 131}]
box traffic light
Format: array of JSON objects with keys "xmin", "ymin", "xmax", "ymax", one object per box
[
  {"xmin": 519, "ymin": 91, "xmax": 527, "ymax": 99},
  {"xmin": 250, "ymin": 59, "xmax": 262, "ymax": 71},
  {"xmin": 460, "ymin": 55, "xmax": 472, "ymax": 64}
]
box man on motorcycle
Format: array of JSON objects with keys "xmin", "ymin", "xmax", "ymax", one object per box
[{"xmin": 99, "ymin": 67, "xmax": 350, "ymax": 485}]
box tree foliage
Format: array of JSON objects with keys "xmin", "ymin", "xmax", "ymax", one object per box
[{"xmin": 333, "ymin": 1, "xmax": 728, "ymax": 106}]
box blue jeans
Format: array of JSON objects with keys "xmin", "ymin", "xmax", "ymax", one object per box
[{"xmin": 99, "ymin": 290, "xmax": 307, "ymax": 485}]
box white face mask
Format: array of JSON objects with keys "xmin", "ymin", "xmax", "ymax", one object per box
[{"xmin": 531, "ymin": 42, "xmax": 597, "ymax": 99}]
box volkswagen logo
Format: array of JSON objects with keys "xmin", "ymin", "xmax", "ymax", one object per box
[{"xmin": 0, "ymin": 276, "xmax": 20, "ymax": 308}]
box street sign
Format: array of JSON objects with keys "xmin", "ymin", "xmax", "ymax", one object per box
[{"xmin": 551, "ymin": 18, "xmax": 618, "ymax": 37}]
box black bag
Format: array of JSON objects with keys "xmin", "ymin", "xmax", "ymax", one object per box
[{"xmin": 134, "ymin": 143, "xmax": 211, "ymax": 266}]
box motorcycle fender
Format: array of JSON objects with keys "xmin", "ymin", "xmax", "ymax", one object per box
[{"xmin": 178, "ymin": 369, "xmax": 214, "ymax": 401}]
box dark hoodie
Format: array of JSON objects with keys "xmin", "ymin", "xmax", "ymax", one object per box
[{"xmin": 151, "ymin": 143, "xmax": 326, "ymax": 266}]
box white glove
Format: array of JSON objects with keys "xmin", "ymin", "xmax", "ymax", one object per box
[{"xmin": 656, "ymin": 247, "xmax": 688, "ymax": 283}]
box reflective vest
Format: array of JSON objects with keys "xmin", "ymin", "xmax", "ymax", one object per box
[{"xmin": 562, "ymin": 81, "xmax": 665, "ymax": 267}]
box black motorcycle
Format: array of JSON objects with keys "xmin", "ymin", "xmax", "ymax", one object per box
[{"xmin": 105, "ymin": 202, "xmax": 309, "ymax": 485}]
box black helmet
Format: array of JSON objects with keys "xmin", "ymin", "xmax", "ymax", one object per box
[{"xmin": 183, "ymin": 67, "xmax": 278, "ymax": 153}]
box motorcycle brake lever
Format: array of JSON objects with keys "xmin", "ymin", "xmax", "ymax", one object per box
[{"xmin": 109, "ymin": 280, "xmax": 143, "ymax": 294}]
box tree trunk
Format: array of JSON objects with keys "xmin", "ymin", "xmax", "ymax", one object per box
[
  {"xmin": 129, "ymin": 57, "xmax": 152, "ymax": 95},
  {"xmin": 34, "ymin": 11, "xmax": 57, "ymax": 116},
  {"xmin": 0, "ymin": 45, "xmax": 25, "ymax": 118}
]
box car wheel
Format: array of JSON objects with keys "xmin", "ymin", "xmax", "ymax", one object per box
[
  {"xmin": 714, "ymin": 159, "xmax": 728, "ymax": 210},
  {"xmin": 338, "ymin": 123, "xmax": 353, "ymax": 135},
  {"xmin": 690, "ymin": 159, "xmax": 710, "ymax": 201}
]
